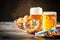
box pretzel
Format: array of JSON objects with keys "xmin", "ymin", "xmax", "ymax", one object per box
[
  {"xmin": 14, "ymin": 18, "xmax": 24, "ymax": 29},
  {"xmin": 14, "ymin": 15, "xmax": 42, "ymax": 34}
]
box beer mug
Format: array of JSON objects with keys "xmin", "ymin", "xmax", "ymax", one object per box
[
  {"xmin": 43, "ymin": 12, "xmax": 57, "ymax": 31},
  {"xmin": 30, "ymin": 7, "xmax": 43, "ymax": 32}
]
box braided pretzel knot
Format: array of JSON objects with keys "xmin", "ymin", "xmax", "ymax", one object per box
[{"xmin": 23, "ymin": 15, "xmax": 42, "ymax": 32}]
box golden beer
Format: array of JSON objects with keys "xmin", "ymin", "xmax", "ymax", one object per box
[
  {"xmin": 30, "ymin": 15, "xmax": 42, "ymax": 32},
  {"xmin": 43, "ymin": 12, "xmax": 57, "ymax": 31}
]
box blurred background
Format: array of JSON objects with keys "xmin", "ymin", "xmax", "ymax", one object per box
[{"xmin": 0, "ymin": 0, "xmax": 60, "ymax": 22}]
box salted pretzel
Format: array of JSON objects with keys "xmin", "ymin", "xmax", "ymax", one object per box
[
  {"xmin": 23, "ymin": 15, "xmax": 42, "ymax": 33},
  {"xmin": 14, "ymin": 15, "xmax": 42, "ymax": 34},
  {"xmin": 14, "ymin": 17, "xmax": 24, "ymax": 29}
]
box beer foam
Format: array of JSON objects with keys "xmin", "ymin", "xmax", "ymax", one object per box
[
  {"xmin": 30, "ymin": 7, "xmax": 43, "ymax": 15},
  {"xmin": 43, "ymin": 11, "xmax": 57, "ymax": 15}
]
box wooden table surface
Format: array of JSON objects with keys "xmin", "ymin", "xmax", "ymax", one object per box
[{"xmin": 0, "ymin": 22, "xmax": 60, "ymax": 40}]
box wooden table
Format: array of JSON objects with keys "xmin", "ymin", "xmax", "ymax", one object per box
[{"xmin": 0, "ymin": 22, "xmax": 60, "ymax": 40}]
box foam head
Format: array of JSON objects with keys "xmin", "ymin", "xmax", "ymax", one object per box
[
  {"xmin": 30, "ymin": 7, "xmax": 43, "ymax": 15},
  {"xmin": 43, "ymin": 11, "xmax": 57, "ymax": 15}
]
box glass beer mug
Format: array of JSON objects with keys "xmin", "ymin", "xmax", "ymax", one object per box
[
  {"xmin": 30, "ymin": 7, "xmax": 43, "ymax": 32},
  {"xmin": 43, "ymin": 12, "xmax": 57, "ymax": 31}
]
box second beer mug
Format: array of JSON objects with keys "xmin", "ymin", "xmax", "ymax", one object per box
[{"xmin": 43, "ymin": 12, "xmax": 57, "ymax": 31}]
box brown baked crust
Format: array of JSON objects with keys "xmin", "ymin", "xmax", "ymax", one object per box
[{"xmin": 45, "ymin": 31, "xmax": 60, "ymax": 37}]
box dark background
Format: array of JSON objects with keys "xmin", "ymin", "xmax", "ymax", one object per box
[{"xmin": 0, "ymin": 0, "xmax": 60, "ymax": 22}]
